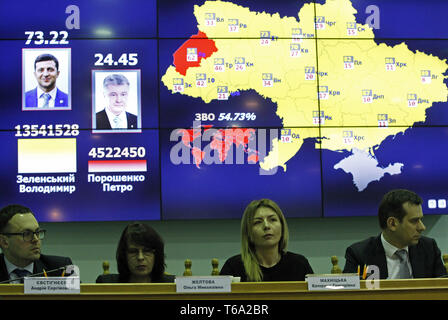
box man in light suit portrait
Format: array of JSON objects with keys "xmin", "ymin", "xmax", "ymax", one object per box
[
  {"xmin": 95, "ymin": 74, "xmax": 138, "ymax": 130},
  {"xmin": 24, "ymin": 53, "xmax": 69, "ymax": 109}
]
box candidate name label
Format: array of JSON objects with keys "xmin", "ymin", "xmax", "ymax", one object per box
[
  {"xmin": 24, "ymin": 277, "xmax": 80, "ymax": 294},
  {"xmin": 306, "ymin": 274, "xmax": 360, "ymax": 291},
  {"xmin": 176, "ymin": 276, "xmax": 232, "ymax": 293}
]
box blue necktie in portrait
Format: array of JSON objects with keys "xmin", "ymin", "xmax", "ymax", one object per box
[
  {"xmin": 113, "ymin": 116, "xmax": 121, "ymax": 128},
  {"xmin": 42, "ymin": 93, "xmax": 51, "ymax": 108}
]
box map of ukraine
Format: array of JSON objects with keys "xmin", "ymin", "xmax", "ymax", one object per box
[{"xmin": 162, "ymin": 0, "xmax": 448, "ymax": 191}]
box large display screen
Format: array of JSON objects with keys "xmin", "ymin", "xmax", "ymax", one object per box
[{"xmin": 1, "ymin": 0, "xmax": 447, "ymax": 221}]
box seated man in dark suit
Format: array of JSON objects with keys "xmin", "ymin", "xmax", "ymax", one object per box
[
  {"xmin": 96, "ymin": 74, "xmax": 138, "ymax": 130},
  {"xmin": 24, "ymin": 53, "xmax": 69, "ymax": 108},
  {"xmin": 343, "ymin": 189, "xmax": 446, "ymax": 279},
  {"xmin": 0, "ymin": 204, "xmax": 74, "ymax": 283}
]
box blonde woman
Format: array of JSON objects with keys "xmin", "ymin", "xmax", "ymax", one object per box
[{"xmin": 220, "ymin": 199, "xmax": 313, "ymax": 281}]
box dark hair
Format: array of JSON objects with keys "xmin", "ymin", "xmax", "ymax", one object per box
[
  {"xmin": 378, "ymin": 189, "xmax": 423, "ymax": 229},
  {"xmin": 116, "ymin": 222, "xmax": 166, "ymax": 282},
  {"xmin": 0, "ymin": 204, "xmax": 33, "ymax": 233},
  {"xmin": 34, "ymin": 53, "xmax": 59, "ymax": 71}
]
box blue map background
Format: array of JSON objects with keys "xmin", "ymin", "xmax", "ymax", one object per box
[
  {"xmin": 159, "ymin": 0, "xmax": 448, "ymax": 219},
  {"xmin": 0, "ymin": 0, "xmax": 447, "ymax": 221}
]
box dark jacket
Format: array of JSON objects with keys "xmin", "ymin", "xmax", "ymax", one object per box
[
  {"xmin": 95, "ymin": 109, "xmax": 138, "ymax": 130},
  {"xmin": 0, "ymin": 253, "xmax": 73, "ymax": 283},
  {"xmin": 343, "ymin": 234, "xmax": 447, "ymax": 279}
]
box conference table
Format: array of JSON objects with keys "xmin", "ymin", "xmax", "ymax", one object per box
[{"xmin": 1, "ymin": 278, "xmax": 447, "ymax": 300}]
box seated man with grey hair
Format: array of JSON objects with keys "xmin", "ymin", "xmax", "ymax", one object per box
[{"xmin": 96, "ymin": 74, "xmax": 137, "ymax": 130}]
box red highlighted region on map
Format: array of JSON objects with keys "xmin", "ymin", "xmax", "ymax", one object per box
[
  {"xmin": 178, "ymin": 126, "xmax": 258, "ymax": 168},
  {"xmin": 173, "ymin": 31, "xmax": 218, "ymax": 76}
]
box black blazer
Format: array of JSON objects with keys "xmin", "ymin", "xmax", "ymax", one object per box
[
  {"xmin": 95, "ymin": 109, "xmax": 138, "ymax": 130},
  {"xmin": 343, "ymin": 234, "xmax": 447, "ymax": 279},
  {"xmin": 0, "ymin": 253, "xmax": 73, "ymax": 283},
  {"xmin": 96, "ymin": 273, "xmax": 175, "ymax": 283}
]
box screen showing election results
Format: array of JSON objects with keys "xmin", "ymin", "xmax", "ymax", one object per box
[{"xmin": 1, "ymin": 0, "xmax": 448, "ymax": 222}]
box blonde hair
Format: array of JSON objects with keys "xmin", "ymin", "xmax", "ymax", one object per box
[{"xmin": 240, "ymin": 199, "xmax": 289, "ymax": 281}]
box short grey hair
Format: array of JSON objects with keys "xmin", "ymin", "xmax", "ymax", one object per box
[{"xmin": 103, "ymin": 74, "xmax": 130, "ymax": 90}]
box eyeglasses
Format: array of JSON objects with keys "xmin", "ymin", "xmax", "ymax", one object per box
[
  {"xmin": 127, "ymin": 248, "xmax": 155, "ymax": 258},
  {"xmin": 1, "ymin": 229, "xmax": 46, "ymax": 242}
]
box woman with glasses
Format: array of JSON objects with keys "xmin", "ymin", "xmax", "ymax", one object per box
[{"xmin": 96, "ymin": 222, "xmax": 175, "ymax": 283}]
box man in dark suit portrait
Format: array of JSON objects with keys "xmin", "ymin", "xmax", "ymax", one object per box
[
  {"xmin": 24, "ymin": 53, "xmax": 69, "ymax": 109},
  {"xmin": 0, "ymin": 204, "xmax": 74, "ymax": 283},
  {"xmin": 343, "ymin": 189, "xmax": 447, "ymax": 279},
  {"xmin": 96, "ymin": 74, "xmax": 138, "ymax": 130}
]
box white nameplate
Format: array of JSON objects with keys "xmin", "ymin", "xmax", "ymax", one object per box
[
  {"xmin": 24, "ymin": 277, "xmax": 80, "ymax": 294},
  {"xmin": 306, "ymin": 274, "xmax": 360, "ymax": 291},
  {"xmin": 175, "ymin": 276, "xmax": 232, "ymax": 293}
]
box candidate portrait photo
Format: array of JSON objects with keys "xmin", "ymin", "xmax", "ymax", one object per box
[
  {"xmin": 92, "ymin": 70, "xmax": 141, "ymax": 133},
  {"xmin": 22, "ymin": 48, "xmax": 71, "ymax": 110}
]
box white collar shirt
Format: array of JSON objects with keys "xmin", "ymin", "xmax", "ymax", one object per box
[
  {"xmin": 105, "ymin": 107, "xmax": 127, "ymax": 129},
  {"xmin": 37, "ymin": 87, "xmax": 57, "ymax": 108}
]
